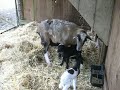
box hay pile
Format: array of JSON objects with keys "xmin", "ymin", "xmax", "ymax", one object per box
[{"xmin": 0, "ymin": 22, "xmax": 101, "ymax": 90}]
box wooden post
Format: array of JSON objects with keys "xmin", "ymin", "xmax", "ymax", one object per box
[
  {"xmin": 32, "ymin": 0, "xmax": 36, "ymax": 21},
  {"xmin": 15, "ymin": 0, "xmax": 19, "ymax": 25},
  {"xmin": 17, "ymin": 0, "xmax": 24, "ymax": 20}
]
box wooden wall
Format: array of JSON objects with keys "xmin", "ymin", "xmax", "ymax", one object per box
[
  {"xmin": 69, "ymin": 0, "xmax": 114, "ymax": 46},
  {"xmin": 104, "ymin": 0, "xmax": 120, "ymax": 90},
  {"xmin": 23, "ymin": 0, "xmax": 34, "ymax": 21},
  {"xmin": 22, "ymin": 0, "xmax": 90, "ymax": 30}
]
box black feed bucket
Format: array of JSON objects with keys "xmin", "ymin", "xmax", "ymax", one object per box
[{"xmin": 90, "ymin": 65, "xmax": 104, "ymax": 88}]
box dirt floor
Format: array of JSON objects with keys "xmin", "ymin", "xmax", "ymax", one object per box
[{"xmin": 0, "ymin": 22, "xmax": 101, "ymax": 90}]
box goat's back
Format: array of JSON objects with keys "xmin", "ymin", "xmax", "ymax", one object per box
[{"xmin": 37, "ymin": 19, "xmax": 84, "ymax": 45}]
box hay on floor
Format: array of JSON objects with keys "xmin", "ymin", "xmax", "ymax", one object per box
[{"xmin": 0, "ymin": 22, "xmax": 101, "ymax": 90}]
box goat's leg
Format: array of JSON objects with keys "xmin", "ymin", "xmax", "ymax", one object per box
[
  {"xmin": 44, "ymin": 45, "xmax": 51, "ymax": 65},
  {"xmin": 37, "ymin": 32, "xmax": 51, "ymax": 66},
  {"xmin": 44, "ymin": 51, "xmax": 51, "ymax": 65}
]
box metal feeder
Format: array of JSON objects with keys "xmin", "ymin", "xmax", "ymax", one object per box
[{"xmin": 90, "ymin": 64, "xmax": 104, "ymax": 87}]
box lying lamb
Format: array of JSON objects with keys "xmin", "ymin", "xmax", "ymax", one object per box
[
  {"xmin": 57, "ymin": 44, "xmax": 83, "ymax": 69},
  {"xmin": 59, "ymin": 65, "xmax": 80, "ymax": 90}
]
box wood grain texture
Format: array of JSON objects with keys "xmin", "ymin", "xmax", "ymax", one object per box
[
  {"xmin": 104, "ymin": 0, "xmax": 120, "ymax": 90},
  {"xmin": 22, "ymin": 0, "xmax": 90, "ymax": 29}
]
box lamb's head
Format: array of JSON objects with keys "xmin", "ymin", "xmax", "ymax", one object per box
[
  {"xmin": 59, "ymin": 68, "xmax": 79, "ymax": 90},
  {"xmin": 57, "ymin": 44, "xmax": 65, "ymax": 59},
  {"xmin": 74, "ymin": 30, "xmax": 92, "ymax": 51},
  {"xmin": 57, "ymin": 44, "xmax": 65, "ymax": 52}
]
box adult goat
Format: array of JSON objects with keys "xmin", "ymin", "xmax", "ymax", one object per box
[{"xmin": 37, "ymin": 19, "xmax": 91, "ymax": 65}]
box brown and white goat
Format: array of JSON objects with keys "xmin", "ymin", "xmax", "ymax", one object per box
[{"xmin": 37, "ymin": 19, "xmax": 91, "ymax": 65}]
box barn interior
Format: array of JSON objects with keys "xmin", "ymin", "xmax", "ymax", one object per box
[{"xmin": 0, "ymin": 0, "xmax": 119, "ymax": 90}]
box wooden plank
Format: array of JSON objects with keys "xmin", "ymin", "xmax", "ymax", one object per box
[
  {"xmin": 69, "ymin": 0, "xmax": 79, "ymax": 10},
  {"xmin": 23, "ymin": 0, "xmax": 34, "ymax": 21},
  {"xmin": 46, "ymin": 0, "xmax": 53, "ymax": 19},
  {"xmin": 52, "ymin": 0, "xmax": 63, "ymax": 19},
  {"xmin": 69, "ymin": 0, "xmax": 114, "ymax": 45},
  {"xmin": 69, "ymin": 0, "xmax": 96, "ymax": 29},
  {"xmin": 78, "ymin": 0, "xmax": 96, "ymax": 29},
  {"xmin": 97, "ymin": 38, "xmax": 107, "ymax": 64},
  {"xmin": 22, "ymin": 0, "xmax": 90, "ymax": 30},
  {"xmin": 94, "ymin": 0, "xmax": 114, "ymax": 45},
  {"xmin": 17, "ymin": 0, "xmax": 24, "ymax": 20},
  {"xmin": 104, "ymin": 0, "xmax": 120, "ymax": 89},
  {"xmin": 35, "ymin": 0, "xmax": 48, "ymax": 21}
]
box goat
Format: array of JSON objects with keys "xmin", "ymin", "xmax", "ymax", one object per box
[
  {"xmin": 59, "ymin": 62, "xmax": 81, "ymax": 90},
  {"xmin": 37, "ymin": 19, "xmax": 91, "ymax": 65},
  {"xmin": 57, "ymin": 44, "xmax": 83, "ymax": 69}
]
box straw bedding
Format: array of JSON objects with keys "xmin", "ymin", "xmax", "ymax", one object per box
[{"xmin": 0, "ymin": 22, "xmax": 101, "ymax": 90}]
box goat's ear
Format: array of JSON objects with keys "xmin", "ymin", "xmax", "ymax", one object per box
[
  {"xmin": 86, "ymin": 35, "xmax": 92, "ymax": 40},
  {"xmin": 95, "ymin": 34, "xmax": 98, "ymax": 42}
]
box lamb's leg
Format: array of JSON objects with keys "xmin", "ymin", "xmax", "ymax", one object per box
[
  {"xmin": 75, "ymin": 53, "xmax": 83, "ymax": 69},
  {"xmin": 79, "ymin": 54, "xmax": 84, "ymax": 69},
  {"xmin": 73, "ymin": 78, "xmax": 77, "ymax": 90},
  {"xmin": 60, "ymin": 57, "xmax": 65, "ymax": 66},
  {"xmin": 66, "ymin": 58, "xmax": 69, "ymax": 69},
  {"xmin": 63, "ymin": 84, "xmax": 71, "ymax": 90},
  {"xmin": 58, "ymin": 53, "xmax": 62, "ymax": 59},
  {"xmin": 75, "ymin": 57, "xmax": 80, "ymax": 69},
  {"xmin": 80, "ymin": 56, "xmax": 83, "ymax": 65},
  {"xmin": 59, "ymin": 83, "xmax": 63, "ymax": 89}
]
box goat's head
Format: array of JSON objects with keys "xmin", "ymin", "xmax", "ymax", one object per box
[{"xmin": 74, "ymin": 30, "xmax": 92, "ymax": 51}]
